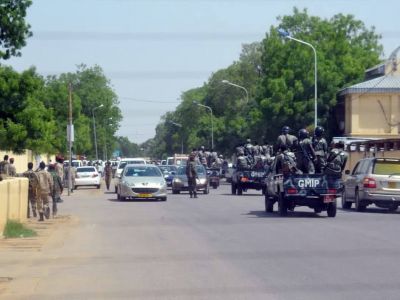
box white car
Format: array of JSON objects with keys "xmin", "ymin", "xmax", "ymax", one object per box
[
  {"xmin": 117, "ymin": 164, "xmax": 167, "ymax": 201},
  {"xmin": 74, "ymin": 166, "xmax": 101, "ymax": 189}
]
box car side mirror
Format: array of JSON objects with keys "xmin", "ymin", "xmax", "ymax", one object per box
[{"xmin": 345, "ymin": 170, "xmax": 350, "ymax": 175}]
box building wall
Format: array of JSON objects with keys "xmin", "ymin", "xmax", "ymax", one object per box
[
  {"xmin": 345, "ymin": 93, "xmax": 400, "ymax": 137},
  {"xmin": 0, "ymin": 150, "xmax": 55, "ymax": 174}
]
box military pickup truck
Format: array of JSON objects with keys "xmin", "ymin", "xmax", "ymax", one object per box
[
  {"xmin": 265, "ymin": 167, "xmax": 342, "ymax": 217},
  {"xmin": 231, "ymin": 168, "xmax": 268, "ymax": 195}
]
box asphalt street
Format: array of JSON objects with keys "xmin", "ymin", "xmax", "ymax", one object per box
[{"xmin": 3, "ymin": 180, "xmax": 400, "ymax": 300}]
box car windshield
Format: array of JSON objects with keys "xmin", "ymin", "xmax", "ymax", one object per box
[
  {"xmin": 118, "ymin": 161, "xmax": 144, "ymax": 169},
  {"xmin": 77, "ymin": 167, "xmax": 96, "ymax": 173},
  {"xmin": 159, "ymin": 166, "xmax": 177, "ymax": 173},
  {"xmin": 124, "ymin": 166, "xmax": 162, "ymax": 177},
  {"xmin": 373, "ymin": 160, "xmax": 400, "ymax": 175},
  {"xmin": 177, "ymin": 165, "xmax": 205, "ymax": 175}
]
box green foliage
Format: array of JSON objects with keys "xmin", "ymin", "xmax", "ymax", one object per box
[
  {"xmin": 0, "ymin": 0, "xmax": 32, "ymax": 60},
  {"xmin": 147, "ymin": 8, "xmax": 383, "ymax": 158},
  {"xmin": 116, "ymin": 136, "xmax": 140, "ymax": 157},
  {"xmin": 3, "ymin": 220, "xmax": 37, "ymax": 238}
]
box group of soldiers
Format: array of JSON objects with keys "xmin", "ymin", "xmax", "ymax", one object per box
[
  {"xmin": 23, "ymin": 156, "xmax": 64, "ymax": 222},
  {"xmin": 235, "ymin": 139, "xmax": 273, "ymax": 170},
  {"xmin": 0, "ymin": 155, "xmax": 17, "ymax": 180},
  {"xmin": 274, "ymin": 126, "xmax": 348, "ymax": 176},
  {"xmin": 191, "ymin": 146, "xmax": 225, "ymax": 169}
]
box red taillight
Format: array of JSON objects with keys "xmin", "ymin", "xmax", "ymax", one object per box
[
  {"xmin": 287, "ymin": 188, "xmax": 297, "ymax": 194},
  {"xmin": 92, "ymin": 174, "xmax": 98, "ymax": 178},
  {"xmin": 328, "ymin": 189, "xmax": 337, "ymax": 194},
  {"xmin": 363, "ymin": 177, "xmax": 376, "ymax": 188}
]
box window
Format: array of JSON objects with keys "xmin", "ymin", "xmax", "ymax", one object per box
[
  {"xmin": 124, "ymin": 166, "xmax": 161, "ymax": 177},
  {"xmin": 373, "ymin": 160, "xmax": 400, "ymax": 175}
]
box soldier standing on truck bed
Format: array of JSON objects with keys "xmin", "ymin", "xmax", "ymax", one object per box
[
  {"xmin": 324, "ymin": 141, "xmax": 348, "ymax": 177},
  {"xmin": 295, "ymin": 129, "xmax": 316, "ymax": 174},
  {"xmin": 276, "ymin": 126, "xmax": 298, "ymax": 152},
  {"xmin": 312, "ymin": 126, "xmax": 328, "ymax": 173}
]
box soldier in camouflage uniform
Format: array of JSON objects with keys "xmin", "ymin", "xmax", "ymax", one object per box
[
  {"xmin": 186, "ymin": 154, "xmax": 198, "ymax": 198},
  {"xmin": 295, "ymin": 129, "xmax": 316, "ymax": 174},
  {"xmin": 23, "ymin": 162, "xmax": 40, "ymax": 218},
  {"xmin": 8, "ymin": 158, "xmax": 16, "ymax": 177},
  {"xmin": 0, "ymin": 155, "xmax": 10, "ymax": 179},
  {"xmin": 325, "ymin": 141, "xmax": 348, "ymax": 177},
  {"xmin": 48, "ymin": 164, "xmax": 63, "ymax": 217},
  {"xmin": 36, "ymin": 161, "xmax": 53, "ymax": 221},
  {"xmin": 104, "ymin": 161, "xmax": 113, "ymax": 190},
  {"xmin": 276, "ymin": 126, "xmax": 298, "ymax": 152},
  {"xmin": 312, "ymin": 126, "xmax": 328, "ymax": 173}
]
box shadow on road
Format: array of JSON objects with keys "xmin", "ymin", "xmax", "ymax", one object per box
[
  {"xmin": 338, "ymin": 207, "xmax": 400, "ymax": 215},
  {"xmin": 107, "ymin": 198, "xmax": 162, "ymax": 203},
  {"xmin": 244, "ymin": 210, "xmax": 325, "ymax": 218}
]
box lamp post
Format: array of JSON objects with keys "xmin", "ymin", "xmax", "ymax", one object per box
[
  {"xmin": 168, "ymin": 121, "xmax": 184, "ymax": 154},
  {"xmin": 221, "ymin": 80, "xmax": 249, "ymax": 103},
  {"xmin": 92, "ymin": 104, "xmax": 104, "ymax": 161},
  {"xmin": 278, "ymin": 28, "xmax": 318, "ymax": 128},
  {"xmin": 193, "ymin": 101, "xmax": 214, "ymax": 150},
  {"xmin": 104, "ymin": 117, "xmax": 113, "ymax": 161}
]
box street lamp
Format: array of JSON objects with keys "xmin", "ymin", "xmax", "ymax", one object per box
[
  {"xmin": 92, "ymin": 104, "xmax": 104, "ymax": 161},
  {"xmin": 221, "ymin": 80, "xmax": 249, "ymax": 103},
  {"xmin": 278, "ymin": 28, "xmax": 318, "ymax": 128},
  {"xmin": 168, "ymin": 121, "xmax": 184, "ymax": 154},
  {"xmin": 193, "ymin": 101, "xmax": 214, "ymax": 150}
]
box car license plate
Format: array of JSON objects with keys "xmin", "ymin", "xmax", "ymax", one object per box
[
  {"xmin": 81, "ymin": 174, "xmax": 90, "ymax": 177},
  {"xmin": 324, "ymin": 195, "xmax": 334, "ymax": 203},
  {"xmin": 138, "ymin": 193, "xmax": 152, "ymax": 198},
  {"xmin": 388, "ymin": 182, "xmax": 397, "ymax": 188}
]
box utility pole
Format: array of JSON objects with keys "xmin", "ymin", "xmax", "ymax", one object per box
[{"xmin": 68, "ymin": 83, "xmax": 73, "ymax": 196}]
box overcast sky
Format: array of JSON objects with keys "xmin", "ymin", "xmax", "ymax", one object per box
[{"xmin": 6, "ymin": 0, "xmax": 399, "ymax": 143}]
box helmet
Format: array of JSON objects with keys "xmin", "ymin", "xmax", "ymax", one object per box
[
  {"xmin": 219, "ymin": 154, "xmax": 223, "ymax": 158},
  {"xmin": 298, "ymin": 129, "xmax": 309, "ymax": 139},
  {"xmin": 246, "ymin": 138, "xmax": 251, "ymax": 143},
  {"xmin": 314, "ymin": 126, "xmax": 324, "ymax": 137},
  {"xmin": 282, "ymin": 126, "xmax": 290, "ymax": 134}
]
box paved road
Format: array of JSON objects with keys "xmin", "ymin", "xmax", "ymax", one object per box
[{"xmin": 3, "ymin": 180, "xmax": 400, "ymax": 299}]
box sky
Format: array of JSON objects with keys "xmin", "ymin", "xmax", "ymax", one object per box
[{"xmin": 6, "ymin": 0, "xmax": 400, "ymax": 144}]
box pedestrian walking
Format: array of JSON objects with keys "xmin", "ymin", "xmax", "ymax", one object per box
[
  {"xmin": 36, "ymin": 161, "xmax": 53, "ymax": 221},
  {"xmin": 0, "ymin": 155, "xmax": 10, "ymax": 178},
  {"xmin": 23, "ymin": 162, "xmax": 40, "ymax": 218},
  {"xmin": 8, "ymin": 157, "xmax": 16, "ymax": 177},
  {"xmin": 104, "ymin": 161, "xmax": 113, "ymax": 191},
  {"xmin": 48, "ymin": 164, "xmax": 63, "ymax": 217},
  {"xmin": 55, "ymin": 156, "xmax": 64, "ymax": 202},
  {"xmin": 186, "ymin": 154, "xmax": 198, "ymax": 198}
]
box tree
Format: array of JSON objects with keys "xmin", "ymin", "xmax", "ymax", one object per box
[{"xmin": 0, "ymin": 0, "xmax": 32, "ymax": 60}]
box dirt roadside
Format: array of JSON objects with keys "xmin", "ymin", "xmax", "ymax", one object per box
[{"xmin": 0, "ymin": 215, "xmax": 79, "ymax": 298}]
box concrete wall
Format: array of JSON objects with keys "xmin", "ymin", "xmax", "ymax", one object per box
[
  {"xmin": 0, "ymin": 150, "xmax": 55, "ymax": 174},
  {"xmin": 345, "ymin": 93, "xmax": 400, "ymax": 137},
  {"xmin": 0, "ymin": 178, "xmax": 29, "ymax": 235}
]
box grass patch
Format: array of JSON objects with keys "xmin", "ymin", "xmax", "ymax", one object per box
[{"xmin": 3, "ymin": 220, "xmax": 37, "ymax": 239}]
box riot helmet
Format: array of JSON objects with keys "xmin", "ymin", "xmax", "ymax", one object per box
[
  {"xmin": 298, "ymin": 129, "xmax": 309, "ymax": 139},
  {"xmin": 282, "ymin": 126, "xmax": 290, "ymax": 134},
  {"xmin": 314, "ymin": 126, "xmax": 325, "ymax": 137}
]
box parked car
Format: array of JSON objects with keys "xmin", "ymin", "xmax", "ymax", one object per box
[
  {"xmin": 342, "ymin": 157, "xmax": 400, "ymax": 211},
  {"xmin": 116, "ymin": 164, "xmax": 167, "ymax": 201},
  {"xmin": 158, "ymin": 165, "xmax": 178, "ymax": 187},
  {"xmin": 74, "ymin": 166, "xmax": 101, "ymax": 189},
  {"xmin": 172, "ymin": 165, "xmax": 209, "ymax": 194}
]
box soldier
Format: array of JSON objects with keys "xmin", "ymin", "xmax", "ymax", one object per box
[
  {"xmin": 55, "ymin": 156, "xmax": 64, "ymax": 202},
  {"xmin": 244, "ymin": 138, "xmax": 253, "ymax": 156},
  {"xmin": 312, "ymin": 126, "xmax": 329, "ymax": 173},
  {"xmin": 104, "ymin": 161, "xmax": 113, "ymax": 191},
  {"xmin": 325, "ymin": 141, "xmax": 348, "ymax": 177},
  {"xmin": 0, "ymin": 155, "xmax": 10, "ymax": 178},
  {"xmin": 295, "ymin": 129, "xmax": 316, "ymax": 174},
  {"xmin": 186, "ymin": 153, "xmax": 198, "ymax": 198},
  {"xmin": 23, "ymin": 162, "xmax": 40, "ymax": 218},
  {"xmin": 8, "ymin": 158, "xmax": 16, "ymax": 176},
  {"xmin": 36, "ymin": 161, "xmax": 53, "ymax": 221},
  {"xmin": 275, "ymin": 144, "xmax": 299, "ymax": 175},
  {"xmin": 48, "ymin": 164, "xmax": 63, "ymax": 217},
  {"xmin": 276, "ymin": 126, "xmax": 298, "ymax": 152}
]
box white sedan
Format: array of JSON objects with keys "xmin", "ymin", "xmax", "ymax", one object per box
[{"xmin": 74, "ymin": 166, "xmax": 101, "ymax": 189}]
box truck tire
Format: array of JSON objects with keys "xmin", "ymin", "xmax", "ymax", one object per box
[
  {"xmin": 278, "ymin": 193, "xmax": 287, "ymax": 216},
  {"xmin": 355, "ymin": 191, "xmax": 366, "ymax": 212},
  {"xmin": 327, "ymin": 200, "xmax": 337, "ymax": 217},
  {"xmin": 231, "ymin": 183, "xmax": 237, "ymax": 195},
  {"xmin": 265, "ymin": 196, "xmax": 274, "ymax": 213},
  {"xmin": 341, "ymin": 190, "xmax": 352, "ymax": 209}
]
